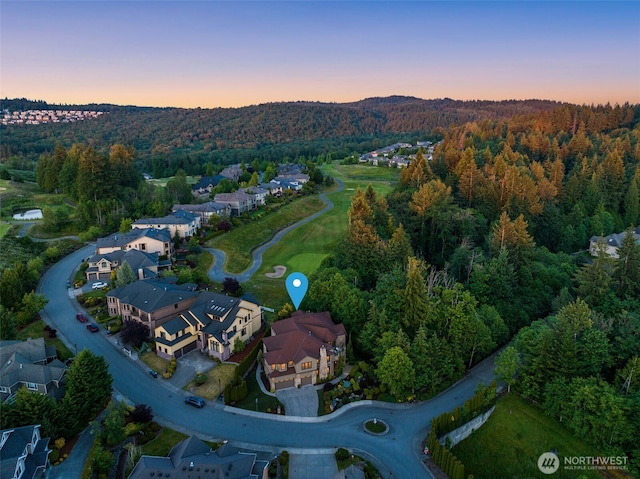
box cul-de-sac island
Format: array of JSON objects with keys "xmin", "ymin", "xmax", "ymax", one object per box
[{"xmin": 1, "ymin": 97, "xmax": 638, "ymax": 479}]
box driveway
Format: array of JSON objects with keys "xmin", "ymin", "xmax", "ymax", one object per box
[
  {"xmin": 276, "ymin": 385, "xmax": 319, "ymax": 417},
  {"xmin": 289, "ymin": 453, "xmax": 339, "ymax": 479},
  {"xmin": 167, "ymin": 349, "xmax": 219, "ymax": 390}
]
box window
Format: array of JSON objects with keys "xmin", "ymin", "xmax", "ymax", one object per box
[
  {"xmin": 0, "ymin": 386, "xmax": 8, "ymax": 393},
  {"xmin": 279, "ymin": 363, "xmax": 286, "ymax": 371},
  {"xmin": 241, "ymin": 327, "xmax": 247, "ymax": 336},
  {"xmin": 27, "ymin": 382, "xmax": 38, "ymax": 390},
  {"xmin": 301, "ymin": 362, "xmax": 312, "ymax": 370},
  {"xmin": 160, "ymin": 332, "xmax": 166, "ymax": 339},
  {"xmin": 288, "ymin": 360, "xmax": 294, "ymax": 367}
]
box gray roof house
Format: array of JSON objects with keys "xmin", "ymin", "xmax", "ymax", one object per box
[
  {"xmin": 128, "ymin": 436, "xmax": 268, "ymax": 479},
  {"xmin": 0, "ymin": 424, "xmax": 51, "ymax": 479},
  {"xmin": 214, "ymin": 191, "xmax": 256, "ymax": 216},
  {"xmin": 132, "ymin": 210, "xmax": 201, "ymax": 239},
  {"xmin": 154, "ymin": 292, "xmax": 262, "ymax": 360},
  {"xmin": 85, "ymin": 249, "xmax": 162, "ymax": 282},
  {"xmin": 589, "ymin": 225, "xmax": 640, "ymax": 258},
  {"xmin": 107, "ymin": 279, "xmax": 199, "ymax": 334},
  {"xmin": 0, "ymin": 338, "xmax": 66, "ymax": 403},
  {"xmin": 172, "ymin": 202, "xmax": 231, "ymax": 223},
  {"xmin": 191, "ymin": 175, "xmax": 226, "ymax": 197},
  {"xmin": 96, "ymin": 228, "xmax": 173, "ymax": 259}
]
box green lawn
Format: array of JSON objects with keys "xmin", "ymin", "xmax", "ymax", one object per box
[
  {"xmin": 183, "ymin": 363, "xmax": 236, "ymax": 400},
  {"xmin": 233, "ymin": 368, "xmax": 283, "ymax": 413},
  {"xmin": 140, "ymin": 427, "xmax": 189, "ymax": 457},
  {"xmin": 452, "ymin": 394, "xmax": 604, "ymax": 479},
  {"xmin": 243, "ymin": 164, "xmax": 397, "ymax": 309},
  {"xmin": 208, "ymin": 195, "xmax": 327, "ymax": 273},
  {"xmin": 16, "ymin": 319, "xmax": 74, "ymax": 360},
  {"xmin": 0, "ymin": 222, "xmax": 12, "ymax": 238}
]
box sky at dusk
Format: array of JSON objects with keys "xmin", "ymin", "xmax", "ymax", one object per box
[{"xmin": 1, "ymin": 1, "xmax": 639, "ymax": 108}]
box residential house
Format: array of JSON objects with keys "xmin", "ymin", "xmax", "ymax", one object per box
[
  {"xmin": 239, "ymin": 186, "xmax": 269, "ymax": 206},
  {"xmin": 191, "ymin": 175, "xmax": 226, "ymax": 198},
  {"xmin": 589, "ymin": 226, "xmax": 640, "ymax": 258},
  {"xmin": 274, "ymin": 173, "xmax": 309, "ymax": 185},
  {"xmin": 96, "ymin": 228, "xmax": 173, "ymax": 259},
  {"xmin": 219, "ymin": 164, "xmax": 243, "ymax": 182},
  {"xmin": 128, "ymin": 436, "xmax": 268, "ymax": 479},
  {"xmin": 262, "ymin": 311, "xmax": 346, "ymax": 391},
  {"xmin": 260, "ymin": 182, "xmax": 283, "ymax": 197},
  {"xmin": 85, "ymin": 249, "xmax": 162, "ymax": 282},
  {"xmin": 154, "ymin": 292, "xmax": 262, "ymax": 360},
  {"xmin": 0, "ymin": 425, "xmax": 51, "ymax": 479},
  {"xmin": 214, "ymin": 191, "xmax": 256, "ymax": 216},
  {"xmin": 0, "ymin": 338, "xmax": 66, "ymax": 403},
  {"xmin": 132, "ymin": 210, "xmax": 200, "ymax": 239},
  {"xmin": 106, "ymin": 279, "xmax": 199, "ymax": 334},
  {"xmin": 171, "ymin": 202, "xmax": 231, "ymax": 224}
]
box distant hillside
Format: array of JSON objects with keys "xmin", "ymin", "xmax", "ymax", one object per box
[{"xmin": 0, "ymin": 96, "xmax": 563, "ymax": 167}]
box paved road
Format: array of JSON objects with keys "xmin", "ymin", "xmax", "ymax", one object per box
[
  {"xmin": 39, "ymin": 244, "xmax": 497, "ymax": 479},
  {"xmin": 206, "ymin": 179, "xmax": 344, "ymax": 283}
]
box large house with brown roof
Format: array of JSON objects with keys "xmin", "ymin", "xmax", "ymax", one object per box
[{"xmin": 262, "ymin": 311, "xmax": 346, "ymax": 391}]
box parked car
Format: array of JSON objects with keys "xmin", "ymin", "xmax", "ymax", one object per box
[
  {"xmin": 92, "ymin": 281, "xmax": 108, "ymax": 290},
  {"xmin": 76, "ymin": 313, "xmax": 88, "ymax": 323},
  {"xmin": 149, "ymin": 370, "xmax": 158, "ymax": 378},
  {"xmin": 86, "ymin": 324, "xmax": 99, "ymax": 333},
  {"xmin": 184, "ymin": 396, "xmax": 205, "ymax": 408}
]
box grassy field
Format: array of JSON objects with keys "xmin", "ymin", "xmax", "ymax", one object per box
[
  {"xmin": 242, "ymin": 164, "xmax": 399, "ymax": 309},
  {"xmin": 452, "ymin": 394, "xmax": 605, "ymax": 479},
  {"xmin": 208, "ymin": 195, "xmax": 327, "ymax": 273},
  {"xmin": 234, "ymin": 368, "xmax": 284, "ymax": 413},
  {"xmin": 0, "ymin": 222, "xmax": 12, "ymax": 238},
  {"xmin": 183, "ymin": 363, "xmax": 236, "ymax": 400}
]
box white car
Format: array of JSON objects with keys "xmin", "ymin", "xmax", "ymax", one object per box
[{"xmin": 92, "ymin": 282, "xmax": 108, "ymax": 290}]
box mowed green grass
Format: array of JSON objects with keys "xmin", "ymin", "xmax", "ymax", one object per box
[
  {"xmin": 0, "ymin": 222, "xmax": 12, "ymax": 238},
  {"xmin": 244, "ymin": 164, "xmax": 398, "ymax": 309},
  {"xmin": 209, "ymin": 195, "xmax": 327, "ymax": 273},
  {"xmin": 452, "ymin": 394, "xmax": 603, "ymax": 479}
]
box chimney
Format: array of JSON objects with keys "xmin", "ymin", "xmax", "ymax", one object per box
[{"xmin": 138, "ymin": 268, "xmax": 144, "ymax": 280}]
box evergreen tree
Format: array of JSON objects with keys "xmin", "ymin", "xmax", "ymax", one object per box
[
  {"xmin": 613, "ymin": 227, "xmax": 640, "ymax": 298},
  {"xmin": 61, "ymin": 349, "xmax": 113, "ymax": 436},
  {"xmin": 376, "ymin": 346, "xmax": 415, "ymax": 399},
  {"xmin": 401, "ymin": 257, "xmax": 430, "ymax": 331},
  {"xmin": 115, "ymin": 261, "xmax": 137, "ymax": 287}
]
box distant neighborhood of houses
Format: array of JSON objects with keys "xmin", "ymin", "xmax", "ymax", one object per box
[
  {"xmin": 358, "ymin": 140, "xmax": 438, "ymax": 167},
  {"xmin": 1, "ymin": 109, "xmax": 106, "ymax": 126}
]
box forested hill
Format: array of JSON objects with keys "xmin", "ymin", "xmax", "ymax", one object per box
[{"xmin": 1, "ymin": 96, "xmax": 563, "ymax": 165}]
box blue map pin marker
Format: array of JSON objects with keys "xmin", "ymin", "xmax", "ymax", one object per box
[{"xmin": 286, "ymin": 272, "xmax": 308, "ymax": 310}]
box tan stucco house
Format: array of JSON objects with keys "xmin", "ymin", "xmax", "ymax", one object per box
[{"xmin": 262, "ymin": 311, "xmax": 346, "ymax": 391}]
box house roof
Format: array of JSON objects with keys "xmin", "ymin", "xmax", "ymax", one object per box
[
  {"xmin": 590, "ymin": 225, "xmax": 640, "ymax": 248},
  {"xmin": 0, "ymin": 354, "xmax": 66, "ymax": 389},
  {"xmin": 88, "ymin": 249, "xmax": 159, "ymax": 274},
  {"xmin": 107, "ymin": 280, "xmax": 198, "ymax": 314},
  {"xmin": 192, "ymin": 174, "xmax": 226, "ymax": 190},
  {"xmin": 263, "ymin": 311, "xmax": 345, "ymax": 366},
  {"xmin": 0, "ymin": 425, "xmax": 50, "ymax": 479},
  {"xmin": 132, "ymin": 210, "xmax": 198, "ymax": 227},
  {"xmin": 172, "ymin": 202, "xmax": 230, "ymax": 214},
  {"xmin": 214, "ymin": 191, "xmax": 254, "ymax": 204},
  {"xmin": 0, "ymin": 338, "xmax": 56, "ymax": 366},
  {"xmin": 128, "ymin": 436, "xmax": 264, "ymax": 479},
  {"xmin": 97, "ymin": 228, "xmax": 171, "ymax": 250}
]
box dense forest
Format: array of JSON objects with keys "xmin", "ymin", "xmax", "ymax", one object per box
[
  {"xmin": 300, "ymin": 102, "xmax": 640, "ymax": 470},
  {"xmin": 1, "ymin": 96, "xmax": 563, "ymax": 176}
]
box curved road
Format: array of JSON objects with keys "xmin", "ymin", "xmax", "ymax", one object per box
[
  {"xmin": 37, "ymin": 244, "xmax": 497, "ymax": 479},
  {"xmin": 206, "ymin": 179, "xmax": 344, "ymax": 283}
]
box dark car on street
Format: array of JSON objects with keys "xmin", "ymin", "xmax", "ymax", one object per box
[
  {"xmin": 184, "ymin": 396, "xmax": 205, "ymax": 408},
  {"xmin": 86, "ymin": 324, "xmax": 99, "ymax": 333},
  {"xmin": 76, "ymin": 313, "xmax": 88, "ymax": 323},
  {"xmin": 149, "ymin": 370, "xmax": 158, "ymax": 378}
]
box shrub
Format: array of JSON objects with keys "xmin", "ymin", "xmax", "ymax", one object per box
[
  {"xmin": 130, "ymin": 404, "xmax": 153, "ymax": 423},
  {"xmin": 49, "ymin": 449, "xmax": 60, "ymax": 463},
  {"xmin": 335, "ymin": 448, "xmax": 350, "ymax": 461},
  {"xmin": 194, "ymin": 372, "xmax": 206, "ymax": 386},
  {"xmin": 278, "ymin": 450, "xmax": 289, "ymax": 466}
]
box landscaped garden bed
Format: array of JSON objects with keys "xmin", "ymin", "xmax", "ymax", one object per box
[{"xmin": 321, "ymin": 361, "xmax": 392, "ymax": 414}]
